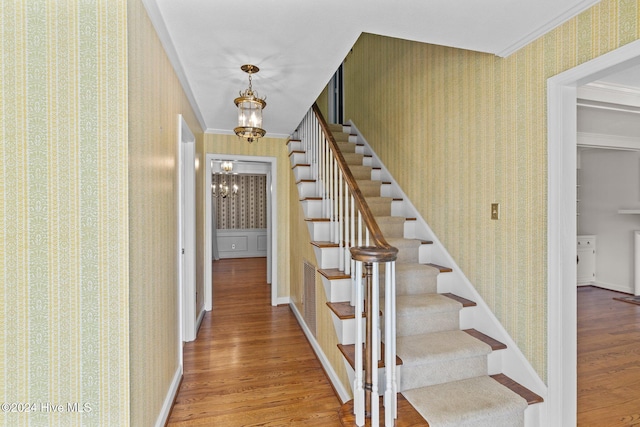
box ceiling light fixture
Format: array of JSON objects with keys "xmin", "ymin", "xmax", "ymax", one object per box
[
  {"xmin": 234, "ymin": 64, "xmax": 266, "ymax": 143},
  {"xmin": 211, "ymin": 160, "xmax": 238, "ymax": 198}
]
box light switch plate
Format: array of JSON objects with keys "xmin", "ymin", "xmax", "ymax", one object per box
[{"xmin": 491, "ymin": 203, "xmax": 500, "ymax": 220}]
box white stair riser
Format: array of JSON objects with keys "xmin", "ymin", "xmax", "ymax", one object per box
[
  {"xmin": 306, "ymin": 221, "xmax": 331, "ymax": 242},
  {"xmin": 330, "ymin": 315, "xmax": 365, "ymax": 345},
  {"xmin": 287, "ymin": 140, "xmax": 302, "ymax": 153},
  {"xmin": 390, "ymin": 200, "xmax": 406, "ymax": 217},
  {"xmin": 300, "ymin": 199, "xmax": 323, "ymax": 218},
  {"xmin": 312, "ymin": 245, "xmax": 342, "ymax": 269},
  {"xmin": 293, "ymin": 165, "xmax": 312, "ymax": 181},
  {"xmin": 321, "ymin": 276, "xmax": 352, "ymax": 303},
  {"xmin": 297, "ymin": 181, "xmax": 318, "ymax": 199},
  {"xmin": 289, "ymin": 152, "xmax": 306, "ymax": 167},
  {"xmin": 419, "ymin": 244, "xmax": 432, "ymax": 264},
  {"xmin": 404, "ymin": 221, "xmax": 416, "ymax": 239},
  {"xmin": 380, "ymin": 183, "xmax": 392, "ymax": 197}
]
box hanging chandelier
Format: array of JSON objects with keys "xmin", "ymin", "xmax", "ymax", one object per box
[
  {"xmin": 211, "ymin": 161, "xmax": 238, "ymax": 198},
  {"xmin": 234, "ymin": 64, "xmax": 266, "ymax": 143}
]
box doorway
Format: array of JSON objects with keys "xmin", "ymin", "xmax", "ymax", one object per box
[
  {"xmin": 205, "ymin": 154, "xmax": 279, "ymax": 308},
  {"xmin": 547, "ymin": 39, "xmax": 640, "ymax": 426},
  {"xmin": 178, "ymin": 115, "xmax": 197, "ymax": 344}
]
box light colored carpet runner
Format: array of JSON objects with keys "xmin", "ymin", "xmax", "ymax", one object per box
[{"xmin": 329, "ymin": 124, "xmax": 528, "ymax": 427}]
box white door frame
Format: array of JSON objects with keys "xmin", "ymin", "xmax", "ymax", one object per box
[
  {"xmin": 547, "ymin": 39, "xmax": 640, "ymax": 426},
  {"xmin": 178, "ymin": 115, "xmax": 197, "ymax": 343},
  {"xmin": 205, "ymin": 154, "xmax": 279, "ymax": 308}
]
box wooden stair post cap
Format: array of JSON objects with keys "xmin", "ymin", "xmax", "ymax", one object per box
[{"xmin": 350, "ymin": 245, "xmax": 398, "ymax": 263}]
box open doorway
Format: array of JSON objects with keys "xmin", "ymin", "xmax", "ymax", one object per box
[
  {"xmin": 205, "ymin": 154, "xmax": 279, "ymax": 308},
  {"xmin": 178, "ymin": 115, "xmax": 197, "ymax": 345},
  {"xmin": 547, "ymin": 39, "xmax": 640, "ymax": 426}
]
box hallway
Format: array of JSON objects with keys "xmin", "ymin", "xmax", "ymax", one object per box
[{"xmin": 167, "ymin": 257, "xmax": 342, "ymax": 426}]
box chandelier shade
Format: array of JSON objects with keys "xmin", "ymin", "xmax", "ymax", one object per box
[{"xmin": 234, "ymin": 64, "xmax": 266, "ymax": 143}]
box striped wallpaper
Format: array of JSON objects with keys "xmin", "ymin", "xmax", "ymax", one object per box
[
  {"xmin": 343, "ymin": 0, "xmax": 640, "ymax": 380},
  {"xmin": 1, "ymin": 1, "xmax": 129, "ymax": 426},
  {"xmin": 214, "ymin": 175, "xmax": 267, "ymax": 230}
]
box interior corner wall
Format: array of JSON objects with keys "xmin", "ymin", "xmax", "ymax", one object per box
[
  {"xmin": 128, "ymin": 0, "xmax": 203, "ymax": 425},
  {"xmin": 0, "ymin": 1, "xmax": 130, "ymax": 425},
  {"xmin": 201, "ymin": 134, "xmax": 291, "ymax": 299},
  {"xmin": 343, "ymin": 0, "xmax": 640, "ymax": 381}
]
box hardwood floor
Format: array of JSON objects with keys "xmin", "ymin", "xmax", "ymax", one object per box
[
  {"xmin": 578, "ymin": 286, "xmax": 640, "ymax": 426},
  {"xmin": 166, "ymin": 257, "xmax": 342, "ymax": 426},
  {"xmin": 167, "ymin": 264, "xmax": 640, "ymax": 426}
]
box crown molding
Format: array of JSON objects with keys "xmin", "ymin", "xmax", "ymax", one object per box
[
  {"xmin": 496, "ymin": 0, "xmax": 600, "ymax": 57},
  {"xmin": 141, "ymin": 0, "xmax": 207, "ymax": 131},
  {"xmin": 577, "ymin": 132, "xmax": 640, "ymax": 151}
]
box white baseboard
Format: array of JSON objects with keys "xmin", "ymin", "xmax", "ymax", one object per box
[
  {"xmin": 154, "ymin": 365, "xmax": 183, "ymax": 427},
  {"xmin": 289, "ymin": 302, "xmax": 351, "ymax": 403},
  {"xmin": 593, "ymin": 280, "xmax": 633, "ymax": 295},
  {"xmin": 196, "ymin": 307, "xmax": 206, "ymax": 334},
  {"xmin": 275, "ymin": 296, "xmax": 290, "ymax": 306}
]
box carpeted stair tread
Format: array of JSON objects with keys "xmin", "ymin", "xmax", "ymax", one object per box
[
  {"xmin": 385, "ymin": 237, "xmax": 422, "ymax": 263},
  {"xmin": 342, "ymin": 152, "xmax": 365, "ymax": 165},
  {"xmin": 357, "ymin": 179, "xmax": 382, "ymax": 197},
  {"xmin": 402, "ymin": 376, "xmax": 528, "ymax": 427},
  {"xmin": 395, "ymin": 293, "xmax": 461, "ymax": 316},
  {"xmin": 380, "ymin": 263, "xmax": 439, "ymax": 295},
  {"xmin": 348, "ymin": 164, "xmax": 372, "ymax": 180},
  {"xmin": 337, "ymin": 141, "xmax": 357, "ymax": 152},
  {"xmin": 397, "ymin": 330, "xmax": 491, "ymax": 366},
  {"xmin": 365, "ymin": 196, "xmax": 393, "ymax": 216},
  {"xmin": 376, "ymin": 215, "xmax": 406, "ymax": 238}
]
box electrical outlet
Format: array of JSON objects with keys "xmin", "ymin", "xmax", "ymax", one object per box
[{"xmin": 491, "ymin": 203, "xmax": 500, "ymax": 220}]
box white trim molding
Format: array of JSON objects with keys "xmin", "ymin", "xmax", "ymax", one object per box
[
  {"xmin": 154, "ymin": 366, "xmax": 182, "ymax": 427},
  {"xmin": 496, "ymin": 0, "xmax": 600, "ymax": 57},
  {"xmin": 547, "ymin": 38, "xmax": 640, "ymax": 427},
  {"xmin": 577, "ymin": 132, "xmax": 640, "ymax": 151}
]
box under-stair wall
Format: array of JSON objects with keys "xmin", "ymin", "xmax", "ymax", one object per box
[{"xmin": 287, "ymin": 166, "xmax": 352, "ymax": 402}]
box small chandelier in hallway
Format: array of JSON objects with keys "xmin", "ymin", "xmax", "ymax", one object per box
[
  {"xmin": 234, "ymin": 64, "xmax": 266, "ymax": 143},
  {"xmin": 211, "ymin": 161, "xmax": 238, "ymax": 198}
]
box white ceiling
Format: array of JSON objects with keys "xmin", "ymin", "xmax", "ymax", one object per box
[{"xmin": 144, "ymin": 0, "xmax": 601, "ymax": 137}]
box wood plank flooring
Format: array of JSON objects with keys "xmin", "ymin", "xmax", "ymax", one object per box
[
  {"xmin": 578, "ymin": 286, "xmax": 640, "ymax": 426},
  {"xmin": 167, "ymin": 264, "xmax": 640, "ymax": 426},
  {"xmin": 167, "ymin": 257, "xmax": 342, "ymax": 426}
]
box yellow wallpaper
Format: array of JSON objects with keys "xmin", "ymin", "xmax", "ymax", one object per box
[
  {"xmin": 0, "ymin": 0, "xmax": 130, "ymax": 425},
  {"xmin": 343, "ymin": 0, "xmax": 640, "ymax": 380},
  {"xmin": 127, "ymin": 0, "xmax": 203, "ymax": 426},
  {"xmin": 201, "ymin": 134, "xmax": 291, "ymax": 298}
]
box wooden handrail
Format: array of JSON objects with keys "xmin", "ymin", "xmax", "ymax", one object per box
[{"xmin": 311, "ymin": 104, "xmax": 397, "ymax": 262}]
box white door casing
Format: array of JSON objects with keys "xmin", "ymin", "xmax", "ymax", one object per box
[
  {"xmin": 547, "ymin": 39, "xmax": 640, "ymax": 426},
  {"xmin": 205, "ymin": 154, "xmax": 280, "ymax": 308},
  {"xmin": 179, "ymin": 115, "xmax": 197, "ymax": 343}
]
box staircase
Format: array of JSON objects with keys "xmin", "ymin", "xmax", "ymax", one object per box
[{"xmin": 290, "ymin": 105, "xmax": 543, "ymax": 426}]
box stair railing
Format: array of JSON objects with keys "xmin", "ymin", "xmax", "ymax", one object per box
[{"xmin": 295, "ymin": 104, "xmax": 399, "ymax": 426}]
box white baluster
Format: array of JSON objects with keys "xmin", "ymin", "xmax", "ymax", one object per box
[
  {"xmin": 371, "ymin": 262, "xmax": 380, "ymax": 427},
  {"xmin": 354, "ymin": 261, "xmax": 365, "ymax": 426},
  {"xmin": 384, "ymin": 260, "xmax": 398, "ymax": 425}
]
